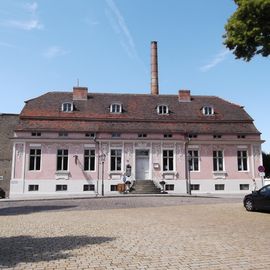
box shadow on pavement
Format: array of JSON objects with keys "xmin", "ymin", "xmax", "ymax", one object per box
[
  {"xmin": 0, "ymin": 235, "xmax": 115, "ymax": 268},
  {"xmin": 0, "ymin": 205, "xmax": 77, "ymax": 216}
]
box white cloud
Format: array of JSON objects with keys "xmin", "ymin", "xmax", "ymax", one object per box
[
  {"xmin": 43, "ymin": 46, "xmax": 70, "ymax": 59},
  {"xmin": 2, "ymin": 1, "xmax": 43, "ymax": 31},
  {"xmin": 105, "ymin": 0, "xmax": 137, "ymax": 58},
  {"xmin": 25, "ymin": 2, "xmax": 38, "ymax": 14},
  {"xmin": 200, "ymin": 50, "xmax": 230, "ymax": 72},
  {"xmin": 5, "ymin": 19, "xmax": 43, "ymax": 30}
]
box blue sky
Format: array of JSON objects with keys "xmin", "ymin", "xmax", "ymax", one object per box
[{"xmin": 0, "ymin": 0, "xmax": 269, "ymax": 152}]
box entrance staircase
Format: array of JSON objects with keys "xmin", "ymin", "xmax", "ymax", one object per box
[{"xmin": 130, "ymin": 180, "xmax": 161, "ymax": 194}]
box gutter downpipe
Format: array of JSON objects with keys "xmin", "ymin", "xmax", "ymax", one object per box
[{"xmin": 185, "ymin": 136, "xmax": 191, "ymax": 195}]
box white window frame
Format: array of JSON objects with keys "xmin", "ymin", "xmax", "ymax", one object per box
[
  {"xmin": 62, "ymin": 102, "xmax": 73, "ymax": 112},
  {"xmin": 157, "ymin": 104, "xmax": 169, "ymax": 115},
  {"xmin": 84, "ymin": 149, "xmax": 96, "ymax": 171},
  {"xmin": 202, "ymin": 106, "xmax": 214, "ymax": 115},
  {"xmin": 110, "ymin": 103, "xmax": 122, "ymax": 113},
  {"xmin": 110, "ymin": 148, "xmax": 122, "ymax": 172},
  {"xmin": 56, "ymin": 149, "xmax": 69, "ymax": 171},
  {"xmin": 188, "ymin": 149, "xmax": 200, "ymax": 172},
  {"xmin": 162, "ymin": 149, "xmax": 174, "ymax": 171},
  {"xmin": 237, "ymin": 149, "xmax": 249, "ymax": 172},
  {"xmin": 213, "ymin": 150, "xmax": 224, "ymax": 172},
  {"xmin": 29, "ymin": 148, "xmax": 41, "ymax": 171}
]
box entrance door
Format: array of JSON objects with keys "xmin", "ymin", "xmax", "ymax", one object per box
[{"xmin": 136, "ymin": 150, "xmax": 149, "ymax": 180}]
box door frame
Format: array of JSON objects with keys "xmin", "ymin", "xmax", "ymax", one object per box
[{"xmin": 135, "ymin": 148, "xmax": 151, "ymax": 180}]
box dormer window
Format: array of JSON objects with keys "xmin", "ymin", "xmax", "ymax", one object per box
[
  {"xmin": 202, "ymin": 106, "xmax": 214, "ymax": 116},
  {"xmin": 157, "ymin": 105, "xmax": 169, "ymax": 115},
  {"xmin": 110, "ymin": 103, "xmax": 122, "ymax": 113},
  {"xmin": 62, "ymin": 102, "xmax": 73, "ymax": 112}
]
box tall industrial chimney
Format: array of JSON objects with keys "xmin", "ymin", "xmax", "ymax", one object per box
[{"xmin": 151, "ymin": 41, "xmax": 159, "ymax": 95}]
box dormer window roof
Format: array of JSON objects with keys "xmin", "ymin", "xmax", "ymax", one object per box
[
  {"xmin": 157, "ymin": 104, "xmax": 169, "ymax": 115},
  {"xmin": 202, "ymin": 106, "xmax": 214, "ymax": 116},
  {"xmin": 62, "ymin": 102, "xmax": 73, "ymax": 112},
  {"xmin": 110, "ymin": 103, "xmax": 122, "ymax": 113}
]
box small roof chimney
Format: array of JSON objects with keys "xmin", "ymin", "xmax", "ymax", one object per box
[
  {"xmin": 151, "ymin": 41, "xmax": 159, "ymax": 95},
  {"xmin": 178, "ymin": 90, "xmax": 191, "ymax": 102},
  {"xmin": 73, "ymin": 87, "xmax": 88, "ymax": 101}
]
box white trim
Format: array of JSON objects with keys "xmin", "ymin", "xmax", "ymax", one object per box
[
  {"xmin": 61, "ymin": 102, "xmax": 73, "ymax": 112},
  {"xmin": 237, "ymin": 149, "xmax": 249, "ymax": 172},
  {"xmin": 28, "ymin": 147, "xmax": 42, "ymax": 172},
  {"xmin": 83, "ymin": 147, "xmax": 96, "ymax": 172},
  {"xmin": 29, "ymin": 144, "xmax": 41, "ymax": 147},
  {"xmin": 157, "ymin": 104, "xmax": 169, "ymax": 115},
  {"xmin": 188, "ymin": 148, "xmax": 200, "ymax": 172},
  {"xmin": 109, "ymin": 144, "xmax": 124, "ymax": 173},
  {"xmin": 110, "ymin": 103, "xmax": 122, "ymax": 113}
]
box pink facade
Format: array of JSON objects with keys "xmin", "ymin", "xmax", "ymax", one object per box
[{"xmin": 10, "ymin": 130, "xmax": 263, "ymax": 196}]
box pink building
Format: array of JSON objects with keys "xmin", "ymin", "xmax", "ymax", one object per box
[{"xmin": 9, "ymin": 42, "xmax": 263, "ymax": 197}]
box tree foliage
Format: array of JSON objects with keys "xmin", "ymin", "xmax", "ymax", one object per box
[
  {"xmin": 262, "ymin": 152, "xmax": 270, "ymax": 178},
  {"xmin": 223, "ymin": 0, "xmax": 270, "ymax": 61}
]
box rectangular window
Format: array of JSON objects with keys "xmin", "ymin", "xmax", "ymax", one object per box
[
  {"xmin": 163, "ymin": 150, "xmax": 174, "ymax": 171},
  {"xmin": 56, "ymin": 185, "xmax": 67, "ymax": 191},
  {"xmin": 110, "ymin": 185, "xmax": 118, "ymax": 191},
  {"xmin": 29, "ymin": 149, "xmax": 41, "ymax": 170},
  {"xmin": 191, "ymin": 184, "xmax": 200, "ymax": 191},
  {"xmin": 84, "ymin": 149, "xmax": 95, "ymax": 171},
  {"xmin": 85, "ymin": 133, "xmax": 96, "ymax": 138},
  {"xmin": 83, "ymin": 184, "xmax": 95, "ymax": 191},
  {"xmin": 215, "ymin": 184, "xmax": 225, "ymax": 191},
  {"xmin": 240, "ymin": 184, "xmax": 249, "ymax": 190},
  {"xmin": 188, "ymin": 150, "xmax": 199, "ymax": 171},
  {"xmin": 110, "ymin": 149, "xmax": 122, "ymax": 171},
  {"xmin": 165, "ymin": 184, "xmax": 174, "ymax": 191},
  {"xmin": 58, "ymin": 132, "xmax": 68, "ymax": 137},
  {"xmin": 57, "ymin": 149, "xmax": 68, "ymax": 171},
  {"xmin": 112, "ymin": 133, "xmax": 121, "ymax": 138},
  {"xmin": 31, "ymin": 132, "xmax": 41, "ymax": 136},
  {"xmin": 237, "ymin": 150, "xmax": 248, "ymax": 171},
  {"xmin": 28, "ymin": 185, "xmax": 39, "ymax": 191},
  {"xmin": 138, "ymin": 133, "xmax": 147, "ymax": 138},
  {"xmin": 213, "ymin": 150, "xmax": 224, "ymax": 171},
  {"xmin": 164, "ymin": 134, "xmax": 172, "ymax": 138}
]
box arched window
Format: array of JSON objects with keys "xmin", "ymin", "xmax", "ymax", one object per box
[
  {"xmin": 62, "ymin": 102, "xmax": 73, "ymax": 112},
  {"xmin": 110, "ymin": 103, "xmax": 122, "ymax": 113},
  {"xmin": 157, "ymin": 105, "xmax": 169, "ymax": 115},
  {"xmin": 202, "ymin": 106, "xmax": 214, "ymax": 115}
]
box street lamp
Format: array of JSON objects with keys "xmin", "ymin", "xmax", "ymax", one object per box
[{"xmin": 100, "ymin": 153, "xmax": 106, "ymax": 196}]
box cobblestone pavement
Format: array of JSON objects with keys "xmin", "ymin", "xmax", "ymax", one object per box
[{"xmin": 1, "ymin": 197, "xmax": 270, "ymax": 270}]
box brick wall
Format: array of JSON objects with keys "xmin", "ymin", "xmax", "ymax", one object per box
[{"xmin": 0, "ymin": 114, "xmax": 19, "ymax": 197}]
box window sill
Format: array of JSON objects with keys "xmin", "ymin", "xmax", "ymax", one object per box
[
  {"xmin": 55, "ymin": 171, "xmax": 70, "ymax": 180},
  {"xmin": 109, "ymin": 171, "xmax": 123, "ymax": 180},
  {"xmin": 162, "ymin": 171, "xmax": 177, "ymax": 180},
  {"xmin": 212, "ymin": 171, "xmax": 227, "ymax": 179}
]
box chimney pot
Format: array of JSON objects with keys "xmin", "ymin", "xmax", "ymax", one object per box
[
  {"xmin": 178, "ymin": 90, "xmax": 191, "ymax": 102},
  {"xmin": 151, "ymin": 41, "xmax": 159, "ymax": 95},
  {"xmin": 73, "ymin": 87, "xmax": 88, "ymax": 100}
]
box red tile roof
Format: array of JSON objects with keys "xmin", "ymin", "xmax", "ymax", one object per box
[{"xmin": 16, "ymin": 92, "xmax": 260, "ymax": 135}]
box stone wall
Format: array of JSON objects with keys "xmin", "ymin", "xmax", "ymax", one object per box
[{"xmin": 0, "ymin": 114, "xmax": 19, "ymax": 197}]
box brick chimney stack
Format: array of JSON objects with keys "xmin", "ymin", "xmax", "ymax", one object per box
[
  {"xmin": 178, "ymin": 90, "xmax": 191, "ymax": 102},
  {"xmin": 73, "ymin": 87, "xmax": 88, "ymax": 101},
  {"xmin": 151, "ymin": 41, "xmax": 159, "ymax": 95}
]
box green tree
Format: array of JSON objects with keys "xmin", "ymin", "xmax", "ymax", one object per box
[
  {"xmin": 262, "ymin": 152, "xmax": 270, "ymax": 178},
  {"xmin": 223, "ymin": 0, "xmax": 270, "ymax": 61}
]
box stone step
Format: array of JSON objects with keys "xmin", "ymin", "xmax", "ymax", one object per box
[{"xmin": 131, "ymin": 180, "xmax": 161, "ymax": 194}]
